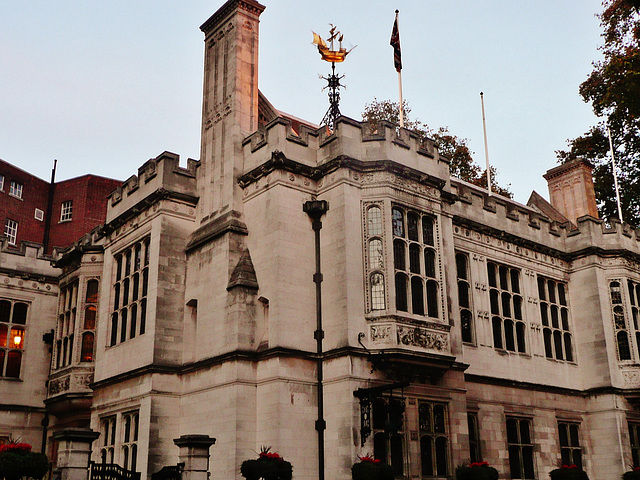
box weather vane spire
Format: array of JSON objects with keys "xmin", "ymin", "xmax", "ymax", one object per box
[{"xmin": 311, "ymin": 25, "xmax": 355, "ymax": 129}]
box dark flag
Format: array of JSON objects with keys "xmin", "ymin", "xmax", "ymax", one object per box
[{"xmin": 390, "ymin": 11, "xmax": 401, "ymax": 72}]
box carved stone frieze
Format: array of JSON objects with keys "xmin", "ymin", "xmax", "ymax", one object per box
[
  {"xmin": 396, "ymin": 325, "xmax": 449, "ymax": 352},
  {"xmin": 369, "ymin": 320, "xmax": 451, "ymax": 354},
  {"xmin": 48, "ymin": 375, "xmax": 70, "ymax": 395}
]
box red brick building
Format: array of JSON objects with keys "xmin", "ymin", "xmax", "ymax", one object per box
[{"xmin": 0, "ymin": 159, "xmax": 121, "ymax": 253}]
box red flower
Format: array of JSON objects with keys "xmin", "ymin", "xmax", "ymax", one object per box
[
  {"xmin": 358, "ymin": 455, "xmax": 381, "ymax": 464},
  {"xmin": 0, "ymin": 443, "xmax": 32, "ymax": 453},
  {"xmin": 259, "ymin": 451, "xmax": 283, "ymax": 461},
  {"xmin": 561, "ymin": 465, "xmax": 578, "ymax": 469},
  {"xmin": 469, "ymin": 461, "xmax": 490, "ymax": 468}
]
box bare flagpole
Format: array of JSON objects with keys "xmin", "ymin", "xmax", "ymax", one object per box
[
  {"xmin": 607, "ymin": 124, "xmax": 624, "ymax": 223},
  {"xmin": 391, "ymin": 10, "xmax": 404, "ymax": 128},
  {"xmin": 480, "ymin": 92, "xmax": 492, "ymax": 195}
]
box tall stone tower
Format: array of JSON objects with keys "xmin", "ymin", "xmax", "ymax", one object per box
[{"xmin": 198, "ymin": 0, "xmax": 265, "ymax": 223}]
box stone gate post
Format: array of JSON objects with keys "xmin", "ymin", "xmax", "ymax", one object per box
[
  {"xmin": 173, "ymin": 435, "xmax": 216, "ymax": 480},
  {"xmin": 53, "ymin": 428, "xmax": 100, "ymax": 480}
]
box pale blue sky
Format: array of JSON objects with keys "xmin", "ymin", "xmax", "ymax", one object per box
[{"xmin": 0, "ymin": 1, "xmax": 603, "ymax": 203}]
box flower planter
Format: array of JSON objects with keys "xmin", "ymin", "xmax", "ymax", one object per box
[
  {"xmin": 351, "ymin": 457, "xmax": 394, "ymax": 480},
  {"xmin": 0, "ymin": 443, "xmax": 48, "ymax": 480},
  {"xmin": 623, "ymin": 469, "xmax": 640, "ymax": 480},
  {"xmin": 549, "ymin": 465, "xmax": 589, "ymax": 480},
  {"xmin": 240, "ymin": 449, "xmax": 292, "ymax": 480},
  {"xmin": 455, "ymin": 462, "xmax": 499, "ymax": 480}
]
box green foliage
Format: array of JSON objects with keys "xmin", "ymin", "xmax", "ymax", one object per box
[
  {"xmin": 557, "ymin": 0, "xmax": 640, "ymax": 225},
  {"xmin": 362, "ymin": 99, "xmax": 512, "ymax": 198},
  {"xmin": 351, "ymin": 460, "xmax": 394, "ymax": 480},
  {"xmin": 0, "ymin": 451, "xmax": 49, "ymax": 480}
]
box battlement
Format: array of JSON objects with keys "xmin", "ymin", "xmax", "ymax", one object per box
[
  {"xmin": 107, "ymin": 151, "xmax": 199, "ymax": 223},
  {"xmin": 451, "ymin": 179, "xmax": 640, "ymax": 260},
  {"xmin": 242, "ymin": 115, "xmax": 450, "ymax": 189}
]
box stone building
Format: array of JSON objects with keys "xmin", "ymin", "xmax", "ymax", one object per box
[
  {"xmin": 0, "ymin": 160, "xmax": 119, "ymax": 450},
  {"xmin": 4, "ymin": 1, "xmax": 640, "ymax": 480}
]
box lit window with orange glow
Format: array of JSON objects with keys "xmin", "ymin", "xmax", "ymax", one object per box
[{"xmin": 0, "ymin": 300, "xmax": 28, "ymax": 378}]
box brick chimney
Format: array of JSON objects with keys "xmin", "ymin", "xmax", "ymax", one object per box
[{"xmin": 543, "ymin": 159, "xmax": 599, "ymax": 225}]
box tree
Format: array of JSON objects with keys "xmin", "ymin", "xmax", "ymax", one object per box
[
  {"xmin": 362, "ymin": 99, "xmax": 512, "ymax": 197},
  {"xmin": 557, "ymin": 0, "xmax": 640, "ymax": 224}
]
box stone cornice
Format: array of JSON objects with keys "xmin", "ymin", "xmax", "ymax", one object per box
[
  {"xmin": 200, "ymin": 0, "xmax": 265, "ymax": 34},
  {"xmin": 238, "ymin": 150, "xmax": 448, "ymax": 192},
  {"xmin": 90, "ymin": 346, "xmax": 467, "ymax": 390}
]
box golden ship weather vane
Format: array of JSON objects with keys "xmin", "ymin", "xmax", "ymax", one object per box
[{"xmin": 311, "ymin": 25, "xmax": 355, "ymax": 129}]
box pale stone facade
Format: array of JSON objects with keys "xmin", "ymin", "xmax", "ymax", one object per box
[{"xmin": 3, "ymin": 2, "xmax": 640, "ymax": 480}]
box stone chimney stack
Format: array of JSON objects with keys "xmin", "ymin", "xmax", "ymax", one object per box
[
  {"xmin": 543, "ymin": 159, "xmax": 599, "ymax": 225},
  {"xmin": 198, "ymin": 0, "xmax": 265, "ymax": 224}
]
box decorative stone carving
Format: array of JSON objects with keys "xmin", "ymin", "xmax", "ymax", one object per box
[
  {"xmin": 622, "ymin": 369, "xmax": 640, "ymax": 387},
  {"xmin": 49, "ymin": 376, "xmax": 71, "ymax": 395},
  {"xmin": 396, "ymin": 325, "xmax": 449, "ymax": 352},
  {"xmin": 370, "ymin": 325, "xmax": 393, "ymax": 344}
]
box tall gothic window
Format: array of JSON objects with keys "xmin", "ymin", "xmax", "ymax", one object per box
[
  {"xmin": 488, "ymin": 262, "xmax": 525, "ymax": 353},
  {"xmin": 419, "ymin": 402, "xmax": 449, "ymax": 477},
  {"xmin": 54, "ymin": 282, "xmax": 78, "ymax": 369},
  {"xmin": 111, "ymin": 238, "xmax": 150, "ymax": 345},
  {"xmin": 392, "ymin": 206, "xmax": 438, "ymax": 318},
  {"xmin": 456, "ymin": 252, "xmax": 474, "ymax": 343},
  {"xmin": 365, "ymin": 205, "xmax": 386, "ymax": 312},
  {"xmin": 538, "ymin": 277, "xmax": 573, "ymax": 361},
  {"xmin": 611, "ymin": 281, "xmax": 632, "ymax": 360}
]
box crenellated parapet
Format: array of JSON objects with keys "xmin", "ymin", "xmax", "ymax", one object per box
[
  {"xmin": 451, "ymin": 178, "xmax": 640, "ymax": 261},
  {"xmin": 106, "ymin": 151, "xmax": 199, "ymax": 225},
  {"xmin": 241, "ymin": 115, "xmax": 450, "ymax": 191}
]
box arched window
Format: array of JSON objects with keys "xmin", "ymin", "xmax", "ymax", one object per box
[
  {"xmin": 392, "ymin": 208, "xmax": 405, "ymax": 237},
  {"xmin": 395, "ymin": 273, "xmax": 408, "ymax": 312},
  {"xmin": 426, "ymin": 280, "xmax": 438, "ymax": 318},
  {"xmin": 84, "ymin": 306, "xmax": 97, "ymax": 330},
  {"xmin": 370, "ymin": 273, "xmax": 386, "ymax": 311},
  {"xmin": 411, "ymin": 277, "xmax": 424, "ymax": 315},
  {"xmin": 367, "ymin": 206, "xmax": 383, "ymax": 236},
  {"xmin": 393, "ymin": 240, "xmax": 405, "ymax": 270},
  {"xmin": 368, "ymin": 239, "xmax": 384, "ymax": 270},
  {"xmin": 12, "ymin": 303, "xmax": 27, "ymax": 324},
  {"xmin": 81, "ymin": 332, "xmax": 94, "ymax": 362}
]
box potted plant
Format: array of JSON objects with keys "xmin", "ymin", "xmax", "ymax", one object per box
[
  {"xmin": 623, "ymin": 467, "xmax": 640, "ymax": 480},
  {"xmin": 240, "ymin": 447, "xmax": 292, "ymax": 480},
  {"xmin": 455, "ymin": 461, "xmax": 499, "ymax": 480},
  {"xmin": 351, "ymin": 455, "xmax": 393, "ymax": 480},
  {"xmin": 0, "ymin": 442, "xmax": 48, "ymax": 480},
  {"xmin": 549, "ymin": 464, "xmax": 589, "ymax": 480}
]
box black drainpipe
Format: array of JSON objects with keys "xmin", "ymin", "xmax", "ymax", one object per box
[
  {"xmin": 43, "ymin": 159, "xmax": 57, "ymax": 254},
  {"xmin": 303, "ymin": 199, "xmax": 329, "ymax": 480}
]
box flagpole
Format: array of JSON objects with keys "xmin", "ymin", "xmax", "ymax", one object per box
[
  {"xmin": 390, "ymin": 9, "xmax": 404, "ymax": 128},
  {"xmin": 607, "ymin": 124, "xmax": 623, "ymax": 223},
  {"xmin": 480, "ymin": 92, "xmax": 492, "ymax": 196},
  {"xmin": 395, "ymin": 10, "xmax": 404, "ymax": 128}
]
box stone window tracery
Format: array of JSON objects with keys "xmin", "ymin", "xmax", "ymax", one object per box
[
  {"xmin": 54, "ymin": 282, "xmax": 77, "ymax": 369},
  {"xmin": 392, "ymin": 206, "xmax": 439, "ymax": 318},
  {"xmin": 507, "ymin": 417, "xmax": 535, "ymax": 479},
  {"xmin": 558, "ymin": 421, "xmax": 582, "ymax": 468},
  {"xmin": 456, "ymin": 252, "xmax": 474, "ymax": 344},
  {"xmin": 488, "ymin": 262, "xmax": 525, "ymax": 353},
  {"xmin": 610, "ymin": 280, "xmax": 632, "ymax": 361},
  {"xmin": 110, "ymin": 238, "xmax": 150, "ymax": 346},
  {"xmin": 538, "ymin": 277, "xmax": 573, "ymax": 362},
  {"xmin": 364, "ymin": 204, "xmax": 386, "ymax": 312}
]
